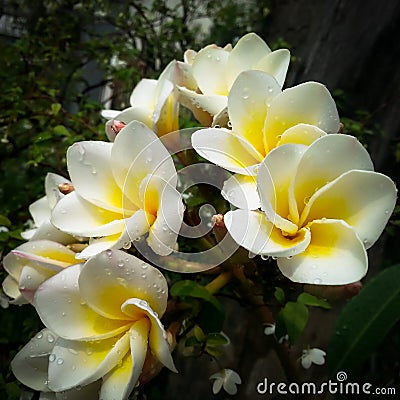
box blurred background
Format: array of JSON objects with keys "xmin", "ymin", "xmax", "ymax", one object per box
[{"xmin": 0, "ymin": 1, "xmax": 399, "ymax": 399}]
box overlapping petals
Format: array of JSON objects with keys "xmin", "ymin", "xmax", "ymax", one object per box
[
  {"xmin": 225, "ymin": 134, "xmax": 397, "ymax": 285},
  {"xmin": 178, "ymin": 32, "xmax": 290, "ymax": 123},
  {"xmin": 12, "ymin": 250, "xmax": 176, "ymax": 399},
  {"xmin": 192, "ymin": 70, "xmax": 339, "ymax": 179},
  {"xmin": 102, "ymin": 61, "xmax": 182, "ymax": 139},
  {"xmin": 52, "ymin": 121, "xmax": 184, "ymax": 258},
  {"xmin": 2, "ymin": 240, "xmax": 80, "ymax": 304},
  {"xmin": 21, "ymin": 173, "xmax": 75, "ymax": 244}
]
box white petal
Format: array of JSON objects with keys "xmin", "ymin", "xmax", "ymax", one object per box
[
  {"xmin": 24, "ymin": 220, "xmax": 74, "ymax": 244},
  {"xmin": 2, "ymin": 275, "xmax": 26, "ymax": 304},
  {"xmin": 228, "ymin": 70, "xmax": 280, "ymax": 155},
  {"xmin": 223, "ymin": 369, "xmax": 241, "ymax": 395},
  {"xmin": 45, "ymin": 173, "xmax": 70, "ymax": 209},
  {"xmin": 129, "ymin": 79, "xmax": 157, "ymax": 109},
  {"xmin": 278, "ymin": 123, "xmax": 327, "ymax": 146},
  {"xmin": 264, "ymin": 81, "xmax": 339, "ymax": 150},
  {"xmin": 34, "ymin": 264, "xmax": 131, "ymax": 340},
  {"xmin": 101, "ymin": 109, "xmax": 120, "ymax": 120},
  {"xmin": 224, "ymin": 209, "xmax": 311, "ymax": 257},
  {"xmin": 301, "ymin": 355, "xmax": 312, "ymax": 369},
  {"xmin": 100, "ymin": 320, "xmax": 149, "ymax": 400},
  {"xmin": 222, "ymin": 174, "xmax": 260, "ymax": 210},
  {"xmin": 278, "ymin": 219, "xmax": 367, "ymax": 285},
  {"xmin": 52, "ymin": 192, "xmax": 125, "ymax": 237},
  {"xmin": 293, "ymin": 134, "xmax": 374, "ymax": 218},
  {"xmin": 143, "ymin": 176, "xmax": 184, "ymax": 256},
  {"xmin": 302, "ymin": 170, "xmax": 397, "ymax": 248},
  {"xmin": 29, "ymin": 196, "xmax": 50, "ymax": 227},
  {"xmin": 111, "ymin": 121, "xmax": 177, "ymax": 206},
  {"xmin": 174, "ymin": 60, "xmax": 197, "ymax": 90},
  {"xmin": 75, "ymin": 235, "xmax": 120, "ymax": 259},
  {"xmin": 226, "ymin": 33, "xmax": 271, "ymax": 88},
  {"xmin": 254, "ymin": 49, "xmax": 291, "ymax": 88},
  {"xmin": 192, "ymin": 47, "xmax": 229, "ymax": 95},
  {"xmin": 112, "ymin": 106, "xmax": 153, "ymax": 127},
  {"xmin": 191, "ymin": 128, "xmax": 261, "ymax": 174},
  {"xmin": 121, "ymin": 298, "xmax": 176, "ymax": 372},
  {"xmin": 212, "ymin": 378, "xmax": 223, "ymax": 394},
  {"xmin": 47, "ymin": 333, "xmax": 130, "ymax": 391},
  {"xmin": 153, "ymin": 80, "xmax": 179, "ymax": 137},
  {"xmin": 11, "ymin": 328, "xmax": 56, "ymax": 391},
  {"xmin": 177, "ymin": 86, "xmax": 227, "ymax": 120},
  {"xmin": 257, "ymin": 144, "xmax": 306, "ymax": 232},
  {"xmin": 19, "ymin": 265, "xmax": 58, "ymax": 303},
  {"xmin": 80, "ymin": 250, "xmax": 168, "ymax": 319},
  {"xmin": 67, "ymin": 141, "xmax": 134, "ymax": 212}
]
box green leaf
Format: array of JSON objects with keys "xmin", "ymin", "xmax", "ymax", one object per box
[
  {"xmin": 205, "ymin": 344, "xmax": 224, "ymax": 358},
  {"xmin": 193, "ymin": 325, "xmax": 206, "ymax": 342},
  {"xmin": 328, "ymin": 264, "xmax": 400, "ymax": 376},
  {"xmin": 0, "ymin": 215, "xmax": 11, "ymax": 228},
  {"xmin": 274, "ymin": 287, "xmax": 285, "ymax": 304},
  {"xmin": 170, "ymin": 280, "xmax": 223, "ymax": 313},
  {"xmin": 51, "ymin": 103, "xmax": 62, "ymax": 115},
  {"xmin": 298, "ymin": 292, "xmax": 331, "ymax": 309},
  {"xmin": 206, "ymin": 332, "xmax": 229, "ymax": 346},
  {"xmin": 279, "ymin": 301, "xmax": 309, "ymax": 342},
  {"xmin": 53, "ymin": 125, "xmax": 70, "ymax": 137}
]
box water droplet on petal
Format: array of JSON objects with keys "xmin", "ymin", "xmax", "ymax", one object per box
[
  {"xmin": 46, "ymin": 333, "xmax": 55, "ymax": 343},
  {"xmin": 49, "ymin": 354, "xmax": 56, "ymax": 362},
  {"xmin": 57, "ymin": 358, "xmax": 64, "ymax": 365}
]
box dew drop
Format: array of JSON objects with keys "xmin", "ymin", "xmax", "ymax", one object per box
[
  {"xmin": 242, "ymin": 94, "xmax": 249, "ymax": 100},
  {"xmin": 117, "ymin": 260, "xmax": 124, "ymax": 268},
  {"xmin": 49, "ymin": 354, "xmax": 56, "ymax": 362},
  {"xmin": 105, "ymin": 249, "xmax": 112, "ymax": 257},
  {"xmin": 86, "ymin": 348, "xmax": 93, "ymax": 356},
  {"xmin": 123, "ymin": 241, "xmax": 131, "ymax": 249},
  {"xmin": 57, "ymin": 358, "xmax": 64, "ymax": 365},
  {"xmin": 62, "ymin": 312, "xmax": 67, "ymax": 317},
  {"xmin": 47, "ymin": 333, "xmax": 55, "ymax": 343},
  {"xmin": 69, "ymin": 348, "xmax": 78, "ymax": 355},
  {"xmin": 141, "ymin": 263, "xmax": 148, "ymax": 270},
  {"xmin": 36, "ymin": 332, "xmax": 43, "ymax": 339},
  {"xmin": 261, "ymin": 255, "xmax": 269, "ymax": 261},
  {"xmin": 303, "ymin": 196, "xmax": 310, "ymax": 205}
]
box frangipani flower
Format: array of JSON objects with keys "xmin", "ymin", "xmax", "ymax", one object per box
[
  {"xmin": 209, "ymin": 369, "xmax": 241, "ymax": 395},
  {"xmin": 179, "ymin": 32, "xmax": 291, "ymax": 125},
  {"xmin": 20, "ymin": 250, "xmax": 176, "ymax": 399},
  {"xmin": 300, "ymin": 348, "xmax": 326, "ymax": 369},
  {"xmin": 102, "ymin": 60, "xmax": 184, "ymax": 140},
  {"xmin": 192, "ymin": 70, "xmax": 340, "ymax": 209},
  {"xmin": 224, "ymin": 134, "xmax": 397, "ymax": 285},
  {"xmin": 2, "ymin": 240, "xmax": 80, "ymax": 304},
  {"xmin": 52, "ymin": 120, "xmax": 184, "ymax": 259},
  {"xmin": 21, "ymin": 173, "xmax": 75, "ymax": 244}
]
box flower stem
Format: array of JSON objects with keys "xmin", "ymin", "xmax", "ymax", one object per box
[{"xmin": 205, "ymin": 271, "xmax": 233, "ymax": 295}]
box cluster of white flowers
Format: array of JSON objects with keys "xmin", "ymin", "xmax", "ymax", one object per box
[{"xmin": 1, "ymin": 32, "xmax": 397, "ymax": 399}]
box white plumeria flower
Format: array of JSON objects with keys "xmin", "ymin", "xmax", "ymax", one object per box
[
  {"xmin": 224, "ymin": 134, "xmax": 397, "ymax": 285},
  {"xmin": 2, "ymin": 240, "xmax": 80, "ymax": 304},
  {"xmin": 300, "ymin": 348, "xmax": 326, "ymax": 369},
  {"xmin": 12, "ymin": 328, "xmax": 102, "ymax": 399},
  {"xmin": 51, "ymin": 120, "xmax": 184, "ymax": 259},
  {"xmin": 101, "ymin": 60, "xmax": 185, "ymax": 140},
  {"xmin": 13, "ymin": 250, "xmax": 176, "ymax": 399},
  {"xmin": 210, "ymin": 368, "xmax": 242, "ymax": 395},
  {"xmin": 178, "ymin": 32, "xmax": 290, "ymax": 125},
  {"xmin": 21, "ymin": 173, "xmax": 75, "ymax": 244},
  {"xmin": 192, "ymin": 70, "xmax": 339, "ymax": 209},
  {"xmin": 263, "ymin": 323, "xmax": 276, "ymax": 336}
]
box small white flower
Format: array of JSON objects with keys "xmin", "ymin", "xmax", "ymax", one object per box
[
  {"xmin": 263, "ymin": 323, "xmax": 275, "ymax": 336},
  {"xmin": 0, "ymin": 226, "xmax": 9, "ymax": 233},
  {"xmin": 300, "ymin": 347, "xmax": 326, "ymax": 369},
  {"xmin": 210, "ymin": 368, "xmax": 241, "ymax": 395}
]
